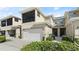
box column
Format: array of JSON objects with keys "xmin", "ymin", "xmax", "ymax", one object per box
[
  {"xmin": 6, "ymin": 30, "xmax": 9, "ymax": 40},
  {"xmin": 58, "ymin": 28, "xmax": 60, "ymax": 37}
]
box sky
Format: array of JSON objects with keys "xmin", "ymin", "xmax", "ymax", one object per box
[{"xmin": 0, "ymin": 7, "xmax": 77, "ymax": 19}]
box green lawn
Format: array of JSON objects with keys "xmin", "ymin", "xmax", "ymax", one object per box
[{"xmin": 0, "ymin": 35, "xmax": 6, "ymax": 43}]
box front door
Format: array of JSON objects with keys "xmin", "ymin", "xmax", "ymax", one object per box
[
  {"xmin": 60, "ymin": 28, "xmax": 66, "ymax": 37},
  {"xmin": 52, "ymin": 28, "xmax": 58, "ymax": 36}
]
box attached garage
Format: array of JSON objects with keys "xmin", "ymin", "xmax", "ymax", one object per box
[
  {"xmin": 22, "ymin": 28, "xmax": 43, "ymax": 43},
  {"xmin": 75, "ymin": 28, "xmax": 79, "ymax": 38}
]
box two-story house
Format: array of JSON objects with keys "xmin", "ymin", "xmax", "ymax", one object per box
[
  {"xmin": 0, "ymin": 15, "xmax": 22, "ymax": 40},
  {"xmin": 21, "ymin": 8, "xmax": 54, "ymax": 42},
  {"xmin": 65, "ymin": 9, "xmax": 79, "ymax": 39}
]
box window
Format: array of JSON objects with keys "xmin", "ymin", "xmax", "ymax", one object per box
[
  {"xmin": 8, "ymin": 30, "xmax": 16, "ymax": 37},
  {"xmin": 37, "ymin": 11, "xmax": 40, "ymax": 17},
  {"xmin": 22, "ymin": 10, "xmax": 35, "ymax": 23},
  {"xmin": 1, "ymin": 31, "xmax": 5, "ymax": 35},
  {"xmin": 1, "ymin": 20, "xmax": 6, "ymax": 27},
  {"xmin": 15, "ymin": 18, "xmax": 19, "ymax": 22},
  {"xmin": 7, "ymin": 18, "xmax": 12, "ymax": 26}
]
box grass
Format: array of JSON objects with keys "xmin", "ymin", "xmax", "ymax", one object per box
[{"xmin": 0, "ymin": 35, "xmax": 6, "ymax": 43}]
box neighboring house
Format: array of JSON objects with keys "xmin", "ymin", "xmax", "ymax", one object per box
[
  {"xmin": 21, "ymin": 8, "xmax": 54, "ymax": 42},
  {"xmin": 64, "ymin": 9, "xmax": 79, "ymax": 39},
  {"xmin": 0, "ymin": 15, "xmax": 22, "ymax": 40}
]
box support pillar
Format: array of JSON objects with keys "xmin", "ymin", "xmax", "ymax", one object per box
[{"xmin": 58, "ymin": 28, "xmax": 60, "ymax": 37}]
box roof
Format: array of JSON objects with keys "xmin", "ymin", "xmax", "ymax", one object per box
[
  {"xmin": 0, "ymin": 15, "xmax": 21, "ymax": 21},
  {"xmin": 21, "ymin": 7, "xmax": 52, "ymax": 18},
  {"xmin": 54, "ymin": 16, "xmax": 65, "ymax": 26},
  {"xmin": 31, "ymin": 22, "xmax": 53, "ymax": 29},
  {"xmin": 65, "ymin": 8, "xmax": 79, "ymax": 13}
]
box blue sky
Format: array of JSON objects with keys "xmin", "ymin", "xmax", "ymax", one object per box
[{"xmin": 0, "ymin": 7, "xmax": 77, "ymax": 19}]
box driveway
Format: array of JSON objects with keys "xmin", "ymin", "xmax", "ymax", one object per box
[{"xmin": 0, "ymin": 39, "xmax": 28, "ymax": 51}]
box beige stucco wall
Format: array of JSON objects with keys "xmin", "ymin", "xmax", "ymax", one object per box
[
  {"xmin": 65, "ymin": 12, "xmax": 74, "ymax": 38},
  {"xmin": 44, "ymin": 26, "xmax": 52, "ymax": 38},
  {"xmin": 0, "ymin": 18, "xmax": 22, "ymax": 30},
  {"xmin": 1, "ymin": 26, "xmax": 12, "ymax": 30},
  {"xmin": 66, "ymin": 23, "xmax": 73, "ymax": 37},
  {"xmin": 13, "ymin": 18, "xmax": 22, "ymax": 26},
  {"xmin": 45, "ymin": 17, "xmax": 55, "ymax": 26},
  {"xmin": 16, "ymin": 28, "xmax": 20, "ymax": 38},
  {"xmin": 35, "ymin": 9, "xmax": 45, "ymax": 22},
  {"xmin": 66, "ymin": 18, "xmax": 79, "ymax": 38},
  {"xmin": 22, "ymin": 22, "xmax": 34, "ymax": 29}
]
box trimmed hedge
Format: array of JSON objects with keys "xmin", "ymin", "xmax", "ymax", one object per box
[
  {"xmin": 21, "ymin": 41, "xmax": 79, "ymax": 51},
  {"xmin": 0, "ymin": 35, "xmax": 6, "ymax": 43},
  {"xmin": 60, "ymin": 41, "xmax": 79, "ymax": 51},
  {"xmin": 75, "ymin": 38, "xmax": 79, "ymax": 45},
  {"xmin": 62, "ymin": 37, "xmax": 73, "ymax": 42},
  {"xmin": 46, "ymin": 37, "xmax": 53, "ymax": 41}
]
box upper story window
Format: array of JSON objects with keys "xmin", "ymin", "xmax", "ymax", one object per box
[
  {"xmin": 37, "ymin": 11, "xmax": 40, "ymax": 17},
  {"xmin": 22, "ymin": 10, "xmax": 35, "ymax": 23},
  {"xmin": 15, "ymin": 18, "xmax": 19, "ymax": 22},
  {"xmin": 1, "ymin": 20, "xmax": 6, "ymax": 27},
  {"xmin": 7, "ymin": 18, "xmax": 12, "ymax": 26}
]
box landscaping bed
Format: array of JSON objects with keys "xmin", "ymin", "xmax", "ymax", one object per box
[
  {"xmin": 75, "ymin": 38, "xmax": 79, "ymax": 45},
  {"xmin": 21, "ymin": 40, "xmax": 79, "ymax": 51},
  {"xmin": 21, "ymin": 36, "xmax": 79, "ymax": 51}
]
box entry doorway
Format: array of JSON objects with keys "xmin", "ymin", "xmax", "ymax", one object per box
[
  {"xmin": 60, "ymin": 28, "xmax": 66, "ymax": 37},
  {"xmin": 52, "ymin": 28, "xmax": 66, "ymax": 37},
  {"xmin": 52, "ymin": 28, "xmax": 58, "ymax": 36}
]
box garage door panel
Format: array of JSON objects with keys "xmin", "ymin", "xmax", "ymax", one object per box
[{"xmin": 22, "ymin": 29, "xmax": 42, "ymax": 43}]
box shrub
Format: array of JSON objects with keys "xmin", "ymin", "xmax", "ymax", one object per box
[
  {"xmin": 60, "ymin": 41, "xmax": 79, "ymax": 51},
  {"xmin": 74, "ymin": 38, "xmax": 79, "ymax": 45},
  {"xmin": 0, "ymin": 35, "xmax": 6, "ymax": 43},
  {"xmin": 21, "ymin": 41, "xmax": 79, "ymax": 51},
  {"xmin": 62, "ymin": 37, "xmax": 73, "ymax": 42},
  {"xmin": 46, "ymin": 36, "xmax": 54, "ymax": 41}
]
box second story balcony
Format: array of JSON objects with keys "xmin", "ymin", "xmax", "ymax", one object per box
[
  {"xmin": 69, "ymin": 10, "xmax": 79, "ymax": 21},
  {"xmin": 0, "ymin": 16, "xmax": 21, "ymax": 28}
]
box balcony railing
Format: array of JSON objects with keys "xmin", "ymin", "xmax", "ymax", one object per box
[{"xmin": 69, "ymin": 14, "xmax": 79, "ymax": 19}]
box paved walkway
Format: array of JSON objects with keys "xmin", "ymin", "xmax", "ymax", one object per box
[{"xmin": 0, "ymin": 39, "xmax": 28, "ymax": 51}]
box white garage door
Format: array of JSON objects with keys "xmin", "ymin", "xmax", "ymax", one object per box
[
  {"xmin": 75, "ymin": 29, "xmax": 79, "ymax": 38},
  {"xmin": 22, "ymin": 29, "xmax": 42, "ymax": 42}
]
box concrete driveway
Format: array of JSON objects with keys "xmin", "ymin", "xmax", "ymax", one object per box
[{"xmin": 0, "ymin": 39, "xmax": 28, "ymax": 51}]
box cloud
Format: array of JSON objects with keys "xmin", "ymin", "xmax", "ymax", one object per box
[
  {"xmin": 0, "ymin": 7, "xmax": 7, "ymax": 10},
  {"xmin": 46, "ymin": 12, "xmax": 53, "ymax": 15},
  {"xmin": 53, "ymin": 7, "xmax": 60, "ymax": 10},
  {"xmin": 53, "ymin": 13, "xmax": 63, "ymax": 17},
  {"xmin": 53, "ymin": 14, "xmax": 63, "ymax": 17},
  {"xmin": 46, "ymin": 12, "xmax": 63, "ymax": 17}
]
